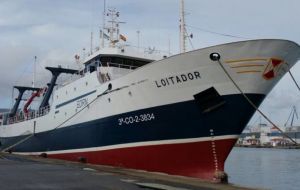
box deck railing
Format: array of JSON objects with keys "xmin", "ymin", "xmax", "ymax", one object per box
[
  {"xmin": 106, "ymin": 62, "xmax": 139, "ymax": 70},
  {"xmin": 1, "ymin": 106, "xmax": 50, "ymax": 125}
]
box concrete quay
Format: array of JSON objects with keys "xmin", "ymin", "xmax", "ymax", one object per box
[{"xmin": 0, "ymin": 153, "xmax": 258, "ymax": 190}]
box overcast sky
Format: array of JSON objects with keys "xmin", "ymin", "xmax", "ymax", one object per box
[{"xmin": 0, "ymin": 0, "xmax": 300, "ymax": 127}]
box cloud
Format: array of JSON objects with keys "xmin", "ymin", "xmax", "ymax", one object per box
[
  {"xmin": 0, "ymin": 44, "xmax": 36, "ymax": 107},
  {"xmin": 29, "ymin": 23, "xmax": 58, "ymax": 37}
]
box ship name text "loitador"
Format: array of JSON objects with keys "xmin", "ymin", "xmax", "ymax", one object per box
[{"xmin": 155, "ymin": 71, "xmax": 201, "ymax": 88}]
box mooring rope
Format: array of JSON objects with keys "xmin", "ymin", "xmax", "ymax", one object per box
[
  {"xmin": 288, "ymin": 70, "xmax": 300, "ymax": 92},
  {"xmin": 1, "ymin": 134, "xmax": 35, "ymax": 153},
  {"xmin": 210, "ymin": 53, "xmax": 298, "ymax": 145},
  {"xmin": 1, "ymin": 84, "xmax": 112, "ymax": 153}
]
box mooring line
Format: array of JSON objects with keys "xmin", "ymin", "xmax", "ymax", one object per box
[
  {"xmin": 1, "ymin": 134, "xmax": 34, "ymax": 153},
  {"xmin": 210, "ymin": 53, "xmax": 298, "ymax": 145},
  {"xmin": 289, "ymin": 70, "xmax": 300, "ymax": 92}
]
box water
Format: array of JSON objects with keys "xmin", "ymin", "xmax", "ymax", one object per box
[{"xmin": 225, "ymin": 147, "xmax": 300, "ymax": 190}]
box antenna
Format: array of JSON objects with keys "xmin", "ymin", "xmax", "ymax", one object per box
[
  {"xmin": 168, "ymin": 36, "xmax": 171, "ymax": 55},
  {"xmin": 82, "ymin": 48, "xmax": 86, "ymax": 61},
  {"xmin": 137, "ymin": 30, "xmax": 140, "ymax": 50},
  {"xmin": 179, "ymin": 0, "xmax": 186, "ymax": 53},
  {"xmin": 33, "ymin": 56, "xmax": 37, "ymax": 88},
  {"xmin": 90, "ymin": 32, "xmax": 93, "ymax": 55},
  {"xmin": 105, "ymin": 8, "xmax": 125, "ymax": 47}
]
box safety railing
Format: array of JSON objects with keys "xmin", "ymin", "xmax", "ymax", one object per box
[{"xmin": 4, "ymin": 105, "xmax": 51, "ymax": 125}]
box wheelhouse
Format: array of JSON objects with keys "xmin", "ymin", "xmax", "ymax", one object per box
[{"xmin": 83, "ymin": 54, "xmax": 154, "ymax": 74}]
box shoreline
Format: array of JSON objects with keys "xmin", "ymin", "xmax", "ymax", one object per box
[{"xmin": 235, "ymin": 144, "xmax": 300, "ymax": 149}]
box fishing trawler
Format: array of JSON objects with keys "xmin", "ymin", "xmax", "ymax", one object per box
[{"xmin": 0, "ymin": 2, "xmax": 300, "ymax": 182}]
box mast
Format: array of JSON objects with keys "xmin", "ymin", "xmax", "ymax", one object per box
[
  {"xmin": 90, "ymin": 31, "xmax": 93, "ymax": 55},
  {"xmin": 101, "ymin": 0, "xmax": 106, "ymax": 48},
  {"xmin": 179, "ymin": 0, "xmax": 186, "ymax": 53}
]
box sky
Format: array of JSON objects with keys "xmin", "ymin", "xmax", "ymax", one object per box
[{"xmin": 0, "ymin": 0, "xmax": 300, "ymax": 127}]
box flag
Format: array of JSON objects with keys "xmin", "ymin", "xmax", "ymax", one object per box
[{"xmin": 119, "ymin": 34, "xmax": 127, "ymax": 41}]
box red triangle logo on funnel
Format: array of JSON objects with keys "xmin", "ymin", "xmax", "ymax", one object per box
[{"xmin": 263, "ymin": 58, "xmax": 283, "ymax": 80}]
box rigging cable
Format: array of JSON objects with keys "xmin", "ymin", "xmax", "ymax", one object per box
[
  {"xmin": 186, "ymin": 25, "xmax": 250, "ymax": 40},
  {"xmin": 210, "ymin": 52, "xmax": 298, "ymax": 145},
  {"xmin": 184, "ymin": 28, "xmax": 194, "ymax": 50},
  {"xmin": 288, "ymin": 70, "xmax": 300, "ymax": 92}
]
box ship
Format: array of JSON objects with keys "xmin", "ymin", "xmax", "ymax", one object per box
[{"xmin": 0, "ymin": 2, "xmax": 300, "ymax": 182}]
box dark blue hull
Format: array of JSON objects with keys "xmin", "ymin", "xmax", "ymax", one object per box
[{"xmin": 0, "ymin": 93, "xmax": 264, "ymax": 153}]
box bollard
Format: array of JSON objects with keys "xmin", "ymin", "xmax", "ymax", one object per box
[
  {"xmin": 78, "ymin": 157, "xmax": 87, "ymax": 163},
  {"xmin": 214, "ymin": 171, "xmax": 228, "ymax": 184}
]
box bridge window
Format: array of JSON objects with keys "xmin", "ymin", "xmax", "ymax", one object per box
[{"xmin": 99, "ymin": 56, "xmax": 151, "ymax": 69}]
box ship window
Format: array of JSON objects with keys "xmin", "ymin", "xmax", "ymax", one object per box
[
  {"xmin": 100, "ymin": 57, "xmax": 111, "ymax": 66},
  {"xmin": 89, "ymin": 66, "xmax": 96, "ymax": 73},
  {"xmin": 100, "ymin": 56, "xmax": 151, "ymax": 69},
  {"xmin": 111, "ymin": 57, "xmax": 124, "ymax": 64},
  {"xmin": 124, "ymin": 59, "xmax": 134, "ymax": 66},
  {"xmin": 85, "ymin": 82, "xmax": 88, "ymax": 86},
  {"xmin": 193, "ymin": 87, "xmax": 225, "ymax": 113},
  {"xmin": 74, "ymin": 87, "xmax": 76, "ymax": 91}
]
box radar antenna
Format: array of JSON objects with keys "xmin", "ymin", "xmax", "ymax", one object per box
[{"xmin": 105, "ymin": 8, "xmax": 126, "ymax": 47}]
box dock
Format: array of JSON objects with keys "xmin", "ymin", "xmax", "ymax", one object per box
[{"xmin": 0, "ymin": 153, "xmax": 257, "ymax": 190}]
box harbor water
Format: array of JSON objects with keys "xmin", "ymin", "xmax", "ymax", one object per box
[{"xmin": 225, "ymin": 147, "xmax": 300, "ymax": 190}]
